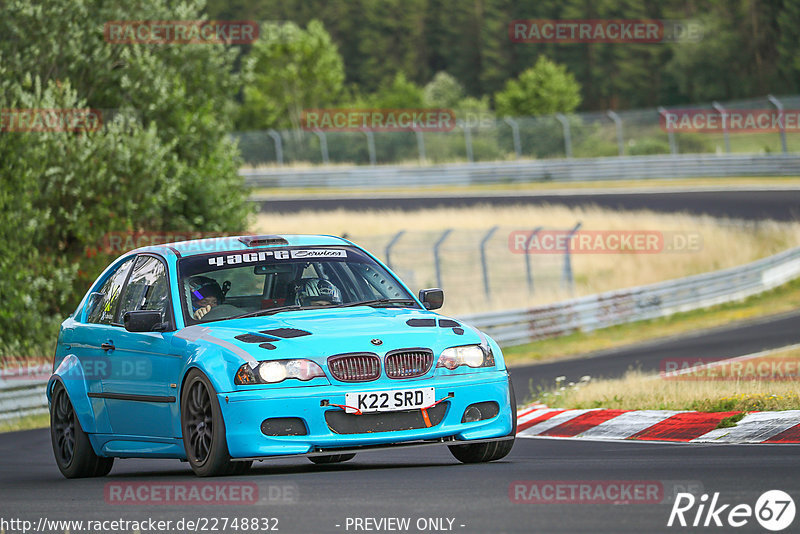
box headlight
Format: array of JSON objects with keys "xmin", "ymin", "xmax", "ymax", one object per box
[
  {"xmin": 436, "ymin": 344, "xmax": 495, "ymax": 370},
  {"xmin": 235, "ymin": 359, "xmax": 326, "ymax": 384}
]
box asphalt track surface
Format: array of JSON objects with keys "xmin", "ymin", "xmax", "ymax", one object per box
[
  {"xmin": 2, "ymin": 427, "xmax": 799, "ymax": 533},
  {"xmin": 256, "ymin": 188, "xmax": 800, "ymax": 221},
  {"xmin": 1, "ymin": 313, "xmax": 799, "ymax": 533}
]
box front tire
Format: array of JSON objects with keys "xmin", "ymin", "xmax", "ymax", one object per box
[
  {"xmin": 181, "ymin": 370, "xmax": 238, "ymax": 477},
  {"xmin": 308, "ymin": 453, "xmax": 356, "ymax": 464},
  {"xmin": 50, "ymin": 383, "xmax": 114, "ymax": 478},
  {"xmin": 448, "ymin": 379, "xmax": 516, "ymax": 464},
  {"xmin": 448, "ymin": 438, "xmax": 514, "ymax": 463}
]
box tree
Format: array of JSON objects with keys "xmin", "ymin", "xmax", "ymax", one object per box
[
  {"xmin": 237, "ymin": 20, "xmax": 345, "ymax": 130},
  {"xmin": 0, "ymin": 0, "xmax": 251, "ymax": 353},
  {"xmin": 494, "ymin": 56, "xmax": 582, "ymax": 116},
  {"xmin": 424, "ymin": 72, "xmax": 465, "ymax": 108}
]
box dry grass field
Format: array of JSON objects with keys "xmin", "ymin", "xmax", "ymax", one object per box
[{"xmin": 253, "ymin": 204, "xmax": 800, "ymax": 315}]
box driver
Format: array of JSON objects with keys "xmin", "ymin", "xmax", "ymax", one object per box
[
  {"xmin": 187, "ymin": 276, "xmax": 225, "ymax": 320},
  {"xmin": 288, "ymin": 278, "xmax": 343, "ymax": 307}
]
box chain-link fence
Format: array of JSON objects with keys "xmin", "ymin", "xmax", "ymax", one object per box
[
  {"xmin": 348, "ymin": 224, "xmax": 581, "ymax": 315},
  {"xmin": 234, "ymin": 95, "xmax": 800, "ymax": 167}
]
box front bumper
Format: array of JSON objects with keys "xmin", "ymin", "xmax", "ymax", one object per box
[{"xmin": 218, "ymin": 371, "xmax": 514, "ymax": 459}]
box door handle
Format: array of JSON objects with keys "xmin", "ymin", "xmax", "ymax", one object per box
[{"xmin": 101, "ymin": 342, "xmax": 115, "ymax": 351}]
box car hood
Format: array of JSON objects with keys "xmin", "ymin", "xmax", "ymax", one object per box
[{"xmin": 174, "ymin": 307, "xmax": 482, "ymax": 363}]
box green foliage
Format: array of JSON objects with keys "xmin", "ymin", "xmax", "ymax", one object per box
[
  {"xmin": 423, "ymin": 72, "xmax": 465, "ymax": 108},
  {"xmin": 0, "ymin": 0, "xmax": 252, "ymax": 354},
  {"xmin": 238, "ymin": 20, "xmax": 345, "ymax": 130},
  {"xmin": 494, "ymin": 56, "xmax": 582, "ymax": 117}
]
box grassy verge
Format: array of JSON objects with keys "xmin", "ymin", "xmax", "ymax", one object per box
[
  {"xmin": 504, "ymin": 277, "xmax": 800, "ymax": 366},
  {"xmin": 250, "ymin": 176, "xmax": 800, "ymax": 198},
  {"xmin": 535, "ymin": 346, "xmax": 800, "ymax": 412},
  {"xmin": 0, "ymin": 413, "xmax": 49, "ymax": 433}
]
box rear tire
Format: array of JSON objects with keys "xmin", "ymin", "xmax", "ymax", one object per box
[
  {"xmin": 50, "ymin": 383, "xmax": 114, "ymax": 478},
  {"xmin": 308, "ymin": 453, "xmax": 356, "ymax": 464},
  {"xmin": 181, "ymin": 370, "xmax": 237, "ymax": 477}
]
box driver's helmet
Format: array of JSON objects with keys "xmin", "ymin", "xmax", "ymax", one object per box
[
  {"xmin": 288, "ymin": 278, "xmax": 343, "ymax": 306},
  {"xmin": 187, "ymin": 276, "xmax": 224, "ymax": 310}
]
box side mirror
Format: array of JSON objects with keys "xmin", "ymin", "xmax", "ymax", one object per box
[
  {"xmin": 419, "ymin": 288, "xmax": 444, "ymax": 310},
  {"xmin": 123, "ymin": 310, "xmax": 166, "ymax": 332}
]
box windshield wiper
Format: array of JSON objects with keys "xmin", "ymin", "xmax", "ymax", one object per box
[
  {"xmin": 338, "ymin": 298, "xmax": 418, "ymax": 308},
  {"xmin": 231, "ymin": 305, "xmax": 305, "ymax": 319}
]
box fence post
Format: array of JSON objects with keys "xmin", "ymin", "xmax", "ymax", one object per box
[
  {"xmin": 384, "ymin": 230, "xmax": 405, "ymax": 271},
  {"xmin": 658, "ymin": 107, "xmax": 677, "ymax": 155},
  {"xmin": 480, "ymin": 226, "xmax": 499, "ymax": 300},
  {"xmin": 503, "ymin": 117, "xmax": 521, "ymax": 159},
  {"xmin": 606, "ymin": 110, "xmax": 624, "ymax": 156},
  {"xmin": 711, "ymin": 102, "xmax": 730, "ymax": 154},
  {"xmin": 361, "ymin": 128, "xmax": 377, "ymax": 165},
  {"xmin": 561, "ymin": 222, "xmax": 582, "ymax": 293},
  {"xmin": 414, "ymin": 127, "xmax": 426, "ymax": 164},
  {"xmin": 768, "ymin": 95, "xmax": 788, "ymax": 154},
  {"xmin": 555, "ymin": 113, "xmax": 573, "ymax": 158},
  {"xmin": 433, "ymin": 229, "xmax": 453, "ymax": 289},
  {"xmin": 267, "ymin": 129, "xmax": 283, "ymax": 165},
  {"xmin": 312, "ymin": 128, "xmax": 330, "ymax": 164},
  {"xmin": 524, "ymin": 227, "xmax": 543, "ymax": 293},
  {"xmin": 461, "ymin": 122, "xmax": 474, "ymax": 162}
]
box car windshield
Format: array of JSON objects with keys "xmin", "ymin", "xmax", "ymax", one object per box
[{"xmin": 177, "ymin": 245, "xmax": 418, "ymax": 324}]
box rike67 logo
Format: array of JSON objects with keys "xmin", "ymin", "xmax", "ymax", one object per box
[{"xmin": 668, "ymin": 490, "xmax": 795, "ymax": 531}]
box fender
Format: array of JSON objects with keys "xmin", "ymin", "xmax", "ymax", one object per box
[{"xmin": 47, "ymin": 354, "xmax": 101, "ymax": 435}]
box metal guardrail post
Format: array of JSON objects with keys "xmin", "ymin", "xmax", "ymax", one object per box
[
  {"xmin": 312, "ymin": 129, "xmax": 330, "ymax": 164},
  {"xmin": 503, "ymin": 117, "xmax": 522, "ymax": 159},
  {"xmin": 414, "ymin": 128, "xmax": 426, "ymax": 164},
  {"xmin": 606, "ymin": 110, "xmax": 624, "ymax": 156},
  {"xmin": 480, "ymin": 226, "xmax": 499, "ymax": 300},
  {"xmin": 524, "ymin": 227, "xmax": 543, "ymax": 293},
  {"xmin": 768, "ymin": 95, "xmax": 788, "ymax": 154},
  {"xmin": 461, "ymin": 122, "xmax": 474, "ymax": 162},
  {"xmin": 712, "ymin": 102, "xmax": 730, "ymax": 154},
  {"xmin": 561, "ymin": 222, "xmax": 582, "ymax": 293},
  {"xmin": 384, "ymin": 230, "xmax": 405, "ymax": 270},
  {"xmin": 555, "ymin": 113, "xmax": 573, "ymax": 158},
  {"xmin": 267, "ymin": 129, "xmax": 283, "ymax": 165},
  {"xmin": 433, "ymin": 229, "xmax": 453, "ymax": 289},
  {"xmin": 361, "ymin": 129, "xmax": 377, "ymax": 165},
  {"xmin": 658, "ymin": 107, "xmax": 677, "ymax": 155}
]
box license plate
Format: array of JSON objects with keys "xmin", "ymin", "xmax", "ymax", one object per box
[{"xmin": 345, "ymin": 387, "xmax": 435, "ymax": 414}]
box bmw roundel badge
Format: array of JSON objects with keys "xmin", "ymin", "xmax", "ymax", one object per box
[{"xmin": 371, "ymin": 338, "xmax": 383, "ymax": 346}]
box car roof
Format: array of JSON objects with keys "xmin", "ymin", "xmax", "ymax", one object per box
[{"xmin": 135, "ymin": 234, "xmax": 354, "ymax": 258}]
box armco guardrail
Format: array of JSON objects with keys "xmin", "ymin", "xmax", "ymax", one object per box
[
  {"xmin": 459, "ymin": 245, "xmax": 800, "ymax": 346},
  {"xmin": 0, "ymin": 380, "xmax": 48, "ymax": 421},
  {"xmin": 242, "ymin": 154, "xmax": 800, "ymax": 190},
  {"xmin": 3, "ymin": 245, "xmax": 800, "ymax": 419}
]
